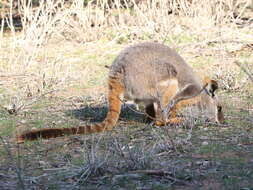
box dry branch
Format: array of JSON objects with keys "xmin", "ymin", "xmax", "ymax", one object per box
[
  {"xmin": 234, "ymin": 61, "xmax": 253, "ymax": 83},
  {"xmin": 129, "ymin": 170, "xmax": 196, "ymax": 186}
]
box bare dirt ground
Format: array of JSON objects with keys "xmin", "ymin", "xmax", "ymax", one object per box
[
  {"xmin": 0, "ymin": 41, "xmax": 252, "ymax": 189},
  {"xmin": 0, "ymin": 0, "xmax": 253, "ymax": 189}
]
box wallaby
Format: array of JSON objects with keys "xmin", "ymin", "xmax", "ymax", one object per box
[{"xmin": 16, "ymin": 42, "xmax": 224, "ymax": 143}]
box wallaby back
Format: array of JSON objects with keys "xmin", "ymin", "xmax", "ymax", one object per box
[{"xmin": 111, "ymin": 43, "xmax": 202, "ymax": 103}]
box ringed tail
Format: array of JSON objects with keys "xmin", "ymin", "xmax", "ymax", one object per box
[{"xmin": 16, "ymin": 76, "xmax": 124, "ymax": 143}]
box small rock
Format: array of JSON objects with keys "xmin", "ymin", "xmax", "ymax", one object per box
[
  {"xmin": 112, "ymin": 174, "xmax": 143, "ymax": 185},
  {"xmin": 38, "ymin": 161, "xmax": 47, "ymax": 166},
  {"xmin": 20, "ymin": 120, "xmax": 27, "ymax": 124},
  {"xmin": 202, "ymin": 160, "xmax": 210, "ymax": 167},
  {"xmin": 196, "ymin": 160, "xmax": 210, "ymax": 166}
]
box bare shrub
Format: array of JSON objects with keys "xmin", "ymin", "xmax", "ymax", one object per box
[{"xmin": 0, "ymin": 0, "xmax": 251, "ymax": 112}]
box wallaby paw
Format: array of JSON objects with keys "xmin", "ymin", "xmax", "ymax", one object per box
[
  {"xmin": 155, "ymin": 120, "xmax": 166, "ymax": 126},
  {"xmin": 155, "ymin": 117, "xmax": 182, "ymax": 126},
  {"xmin": 167, "ymin": 117, "xmax": 183, "ymax": 124}
]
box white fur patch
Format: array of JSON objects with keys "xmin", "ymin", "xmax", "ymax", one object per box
[
  {"xmin": 158, "ymin": 78, "xmax": 178, "ymax": 87},
  {"xmin": 124, "ymin": 100, "xmax": 139, "ymax": 110},
  {"xmin": 119, "ymin": 93, "xmax": 124, "ymax": 101},
  {"xmin": 153, "ymin": 102, "xmax": 158, "ymax": 112}
]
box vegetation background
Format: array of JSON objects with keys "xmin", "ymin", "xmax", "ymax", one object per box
[{"xmin": 0, "ymin": 0, "xmax": 252, "ymax": 189}]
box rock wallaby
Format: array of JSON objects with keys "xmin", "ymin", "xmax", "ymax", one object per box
[{"xmin": 17, "ymin": 42, "xmax": 224, "ymax": 143}]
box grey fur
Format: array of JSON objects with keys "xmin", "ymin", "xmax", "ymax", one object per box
[
  {"xmin": 110, "ymin": 43, "xmax": 201, "ymax": 103},
  {"xmin": 109, "ymin": 42, "xmax": 224, "ymax": 123}
]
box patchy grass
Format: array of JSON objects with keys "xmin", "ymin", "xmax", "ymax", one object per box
[
  {"xmin": 1, "ymin": 59, "xmax": 253, "ymax": 189},
  {"xmin": 0, "ymin": 5, "xmax": 253, "ymax": 188},
  {"xmin": 0, "ymin": 71, "xmax": 252, "ymax": 190}
]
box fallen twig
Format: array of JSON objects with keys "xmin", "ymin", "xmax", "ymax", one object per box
[{"xmin": 129, "ymin": 170, "xmax": 196, "ymax": 186}]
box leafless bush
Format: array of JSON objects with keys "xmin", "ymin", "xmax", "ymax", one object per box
[
  {"xmin": 0, "ymin": 0, "xmax": 251, "ymax": 112},
  {"xmin": 4, "ymin": 0, "xmax": 250, "ymax": 43}
]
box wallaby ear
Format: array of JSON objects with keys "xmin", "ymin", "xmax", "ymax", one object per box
[{"xmin": 203, "ymin": 76, "xmax": 218, "ymax": 97}]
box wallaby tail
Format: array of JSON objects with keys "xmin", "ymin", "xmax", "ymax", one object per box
[{"xmin": 16, "ymin": 76, "xmax": 124, "ymax": 143}]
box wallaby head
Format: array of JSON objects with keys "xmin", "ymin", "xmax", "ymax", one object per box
[{"xmin": 199, "ymin": 77, "xmax": 224, "ymax": 124}]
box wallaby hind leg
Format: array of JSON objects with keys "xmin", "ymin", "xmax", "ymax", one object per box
[
  {"xmin": 145, "ymin": 103, "xmax": 165, "ymax": 125},
  {"xmin": 155, "ymin": 102, "xmax": 183, "ymax": 126},
  {"xmin": 145, "ymin": 102, "xmax": 171, "ymax": 126},
  {"xmin": 153, "ymin": 102, "xmax": 164, "ymax": 126},
  {"xmin": 155, "ymin": 78, "xmax": 180, "ymax": 126}
]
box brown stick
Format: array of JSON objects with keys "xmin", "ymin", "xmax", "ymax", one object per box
[{"xmin": 129, "ymin": 170, "xmax": 195, "ymax": 186}]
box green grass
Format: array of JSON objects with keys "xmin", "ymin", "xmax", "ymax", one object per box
[
  {"xmin": 1, "ymin": 1, "xmax": 253, "ymax": 188},
  {"xmin": 0, "ymin": 93, "xmax": 252, "ymax": 189},
  {"xmin": 0, "ymin": 110, "xmax": 17, "ymax": 136},
  {"xmin": 0, "ymin": 32, "xmax": 253, "ymax": 190},
  {"xmin": 1, "ymin": 89, "xmax": 252, "ymax": 190}
]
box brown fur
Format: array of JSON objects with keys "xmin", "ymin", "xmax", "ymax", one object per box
[{"xmin": 16, "ymin": 42, "xmax": 224, "ymax": 143}]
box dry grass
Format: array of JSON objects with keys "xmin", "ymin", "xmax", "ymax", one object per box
[
  {"xmin": 0, "ymin": 0, "xmax": 252, "ymax": 112},
  {"xmin": 0, "ymin": 0, "xmax": 253, "ymax": 189}
]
